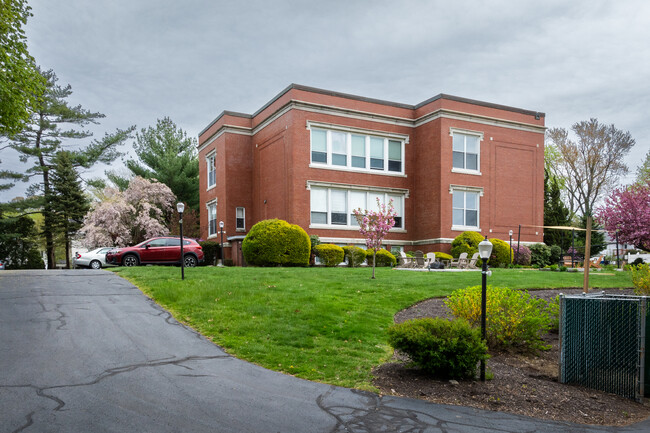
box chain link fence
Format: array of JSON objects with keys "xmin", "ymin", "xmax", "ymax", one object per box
[{"xmin": 559, "ymin": 293, "xmax": 649, "ymax": 402}]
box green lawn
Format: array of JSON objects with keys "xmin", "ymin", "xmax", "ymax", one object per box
[{"xmin": 113, "ymin": 266, "xmax": 633, "ymax": 390}]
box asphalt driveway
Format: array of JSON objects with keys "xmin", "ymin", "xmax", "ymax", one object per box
[{"xmin": 1, "ymin": 270, "xmax": 649, "ymax": 433}]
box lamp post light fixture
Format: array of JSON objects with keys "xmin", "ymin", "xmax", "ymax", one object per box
[
  {"xmin": 478, "ymin": 235, "xmax": 493, "ymax": 382},
  {"xmin": 177, "ymin": 202, "xmax": 185, "ymax": 280},
  {"xmin": 218, "ymin": 221, "xmax": 224, "ymax": 267},
  {"xmin": 509, "ymin": 229, "xmax": 513, "ymax": 265}
]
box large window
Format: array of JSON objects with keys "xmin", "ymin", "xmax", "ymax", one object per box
[
  {"xmin": 451, "ymin": 131, "xmax": 481, "ymax": 173},
  {"xmin": 451, "ymin": 188, "xmax": 480, "ymax": 229},
  {"xmin": 310, "ymin": 127, "xmax": 405, "ymax": 175},
  {"xmin": 206, "ymin": 153, "xmax": 216, "ymax": 188},
  {"xmin": 207, "ymin": 202, "xmax": 217, "ymax": 236},
  {"xmin": 310, "ymin": 186, "xmax": 405, "ymax": 229}
]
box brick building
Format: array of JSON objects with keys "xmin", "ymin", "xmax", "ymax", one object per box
[{"xmin": 198, "ymin": 84, "xmax": 545, "ymax": 265}]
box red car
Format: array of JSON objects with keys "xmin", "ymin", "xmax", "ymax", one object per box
[{"xmin": 106, "ymin": 237, "xmax": 204, "ymax": 267}]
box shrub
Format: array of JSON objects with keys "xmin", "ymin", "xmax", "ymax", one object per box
[
  {"xmin": 549, "ymin": 264, "xmax": 558, "ymax": 271},
  {"xmin": 489, "ymin": 238, "xmax": 512, "ymax": 267},
  {"xmin": 242, "ymin": 219, "xmax": 310, "ymax": 267},
  {"xmin": 630, "ymin": 263, "xmax": 650, "ymax": 295},
  {"xmin": 445, "ymin": 285, "xmax": 552, "ymax": 352},
  {"xmin": 342, "ymin": 246, "xmax": 366, "ymax": 267},
  {"xmin": 547, "ymin": 295, "xmax": 560, "ymax": 332},
  {"xmin": 529, "ymin": 243, "xmax": 552, "ymax": 267},
  {"xmin": 387, "ymin": 318, "xmax": 489, "ymax": 379},
  {"xmin": 511, "ymin": 244, "xmax": 531, "ymax": 266},
  {"xmin": 366, "ymin": 248, "xmax": 396, "ymax": 267},
  {"xmin": 565, "ymin": 247, "xmax": 583, "ymax": 262},
  {"xmin": 450, "ymin": 231, "xmax": 484, "ymax": 258},
  {"xmin": 549, "ymin": 245, "xmax": 562, "ymax": 264},
  {"xmin": 314, "ymin": 244, "xmax": 345, "ymax": 267},
  {"xmin": 433, "ymin": 252, "xmax": 453, "ymax": 261},
  {"xmin": 198, "ymin": 240, "xmax": 220, "ymax": 266}
]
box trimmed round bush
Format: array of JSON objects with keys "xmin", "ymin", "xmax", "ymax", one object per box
[
  {"xmin": 450, "ymin": 231, "xmax": 484, "ymax": 258},
  {"xmin": 314, "ymin": 244, "xmax": 345, "ymax": 267},
  {"xmin": 242, "ymin": 219, "xmax": 310, "ymax": 267},
  {"xmin": 512, "ymin": 244, "xmax": 532, "ymax": 266},
  {"xmin": 342, "ymin": 245, "xmax": 367, "ymax": 267},
  {"xmin": 529, "ymin": 243, "xmax": 552, "ymax": 267},
  {"xmin": 489, "ymin": 238, "xmax": 512, "ymax": 267},
  {"xmin": 366, "ymin": 248, "xmax": 397, "ymax": 267},
  {"xmin": 387, "ymin": 317, "xmax": 489, "ymax": 379}
]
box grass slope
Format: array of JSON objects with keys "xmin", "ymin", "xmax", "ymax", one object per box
[{"xmin": 113, "ymin": 266, "xmax": 632, "ymax": 390}]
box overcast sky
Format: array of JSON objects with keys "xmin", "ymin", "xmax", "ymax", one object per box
[{"xmin": 2, "ymin": 0, "xmax": 649, "ymax": 201}]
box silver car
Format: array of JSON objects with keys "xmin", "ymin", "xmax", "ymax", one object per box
[{"xmin": 73, "ymin": 247, "xmax": 116, "ymax": 269}]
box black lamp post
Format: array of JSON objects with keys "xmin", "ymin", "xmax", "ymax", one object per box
[
  {"xmin": 509, "ymin": 230, "xmax": 513, "ymax": 265},
  {"xmin": 478, "ymin": 235, "xmax": 493, "ymax": 382},
  {"xmin": 177, "ymin": 202, "xmax": 185, "ymax": 280},
  {"xmin": 219, "ymin": 221, "xmax": 224, "ymax": 267}
]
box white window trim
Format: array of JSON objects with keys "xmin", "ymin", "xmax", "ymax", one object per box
[
  {"xmin": 449, "ymin": 185, "xmax": 483, "ymax": 232},
  {"xmin": 206, "ymin": 151, "xmax": 216, "ymax": 191},
  {"xmin": 449, "ymin": 127, "xmax": 483, "ymax": 175},
  {"xmin": 307, "ymin": 182, "xmax": 407, "ymax": 232},
  {"xmin": 307, "ymin": 122, "xmax": 407, "ymax": 176},
  {"xmin": 206, "ymin": 199, "xmax": 218, "ymax": 238},
  {"xmin": 236, "ymin": 207, "xmax": 245, "ymax": 232}
]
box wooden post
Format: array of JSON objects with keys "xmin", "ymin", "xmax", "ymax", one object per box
[{"xmin": 583, "ymin": 216, "xmax": 592, "ymax": 293}]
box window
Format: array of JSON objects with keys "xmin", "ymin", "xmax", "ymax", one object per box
[
  {"xmin": 309, "ymin": 186, "xmax": 405, "ymax": 230},
  {"xmin": 207, "ymin": 153, "xmax": 216, "ymax": 188},
  {"xmin": 310, "ymin": 127, "xmax": 405, "ymax": 174},
  {"xmin": 207, "ymin": 202, "xmax": 217, "ymax": 236},
  {"xmin": 452, "ymin": 189, "xmax": 480, "ymax": 229},
  {"xmin": 236, "ymin": 207, "xmax": 245, "ymax": 230},
  {"xmin": 451, "ymin": 131, "xmax": 481, "ymax": 173}
]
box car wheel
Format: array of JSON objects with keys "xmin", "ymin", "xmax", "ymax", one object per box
[
  {"xmin": 123, "ymin": 254, "xmax": 139, "ymax": 267},
  {"xmin": 184, "ymin": 255, "xmax": 197, "ymax": 268},
  {"xmin": 90, "ymin": 260, "xmax": 102, "ymax": 270}
]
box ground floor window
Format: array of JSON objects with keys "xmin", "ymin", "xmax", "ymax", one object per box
[
  {"xmin": 450, "ymin": 185, "xmax": 482, "ymax": 230},
  {"xmin": 236, "ymin": 207, "xmax": 245, "ymax": 230},
  {"xmin": 309, "ymin": 185, "xmax": 405, "ymax": 230},
  {"xmin": 207, "ymin": 202, "xmax": 217, "ymax": 236}
]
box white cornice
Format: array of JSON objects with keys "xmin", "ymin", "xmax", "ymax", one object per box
[
  {"xmin": 198, "ymin": 125, "xmax": 253, "ymax": 153},
  {"xmin": 306, "ymin": 180, "xmax": 410, "ymax": 198}
]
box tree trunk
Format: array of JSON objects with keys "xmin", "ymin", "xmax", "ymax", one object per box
[
  {"xmin": 372, "ymin": 250, "xmax": 376, "ymax": 279},
  {"xmin": 64, "ymin": 231, "xmax": 71, "ymax": 269}
]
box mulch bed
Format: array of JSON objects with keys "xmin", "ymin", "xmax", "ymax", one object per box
[{"xmin": 372, "ymin": 288, "xmax": 650, "ymax": 426}]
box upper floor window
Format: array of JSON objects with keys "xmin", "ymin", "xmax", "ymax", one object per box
[
  {"xmin": 207, "ymin": 202, "xmax": 217, "ymax": 236},
  {"xmin": 206, "ymin": 153, "xmax": 216, "ymax": 188},
  {"xmin": 310, "ymin": 127, "xmax": 405, "ymax": 175},
  {"xmin": 310, "ymin": 186, "xmax": 405, "ymax": 229},
  {"xmin": 236, "ymin": 207, "xmax": 245, "ymax": 231},
  {"xmin": 451, "ymin": 130, "xmax": 482, "ymax": 175}
]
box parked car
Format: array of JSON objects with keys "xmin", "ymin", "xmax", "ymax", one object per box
[
  {"xmin": 0, "ymin": 259, "xmax": 5, "ymax": 270},
  {"xmin": 105, "ymin": 237, "xmax": 204, "ymax": 267},
  {"xmin": 73, "ymin": 247, "xmax": 116, "ymax": 269}
]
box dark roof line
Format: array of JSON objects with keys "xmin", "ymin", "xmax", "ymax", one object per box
[{"xmin": 199, "ymin": 84, "xmax": 545, "ymax": 137}]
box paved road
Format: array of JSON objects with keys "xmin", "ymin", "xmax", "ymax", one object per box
[{"xmin": 1, "ymin": 270, "xmax": 649, "ymax": 433}]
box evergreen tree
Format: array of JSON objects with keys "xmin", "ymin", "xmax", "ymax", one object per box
[
  {"xmin": 575, "ymin": 214, "xmax": 606, "ymax": 259},
  {"xmin": 48, "ymin": 151, "xmax": 90, "ymax": 269},
  {"xmin": 543, "ymin": 167, "xmax": 572, "ymax": 251},
  {"xmin": 0, "ymin": 69, "xmax": 134, "ymax": 268},
  {"xmin": 107, "ymin": 117, "xmax": 199, "ymax": 210},
  {"xmin": 0, "ymin": 212, "xmax": 44, "ymax": 269}
]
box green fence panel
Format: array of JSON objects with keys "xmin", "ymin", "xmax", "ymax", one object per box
[{"xmin": 559, "ymin": 293, "xmax": 648, "ymax": 402}]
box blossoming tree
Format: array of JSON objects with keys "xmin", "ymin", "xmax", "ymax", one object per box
[
  {"xmin": 81, "ymin": 177, "xmax": 176, "ymax": 247},
  {"xmin": 353, "ymin": 198, "xmax": 396, "ymax": 279},
  {"xmin": 595, "ymin": 182, "xmax": 650, "ymax": 251}
]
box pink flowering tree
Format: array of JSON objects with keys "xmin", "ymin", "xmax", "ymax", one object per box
[
  {"xmin": 595, "ymin": 182, "xmax": 650, "ymax": 251},
  {"xmin": 81, "ymin": 177, "xmax": 176, "ymax": 247},
  {"xmin": 353, "ymin": 198, "xmax": 396, "ymax": 279}
]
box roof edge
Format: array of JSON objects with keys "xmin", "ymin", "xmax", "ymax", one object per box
[{"xmin": 199, "ymin": 110, "xmax": 252, "ymax": 137}]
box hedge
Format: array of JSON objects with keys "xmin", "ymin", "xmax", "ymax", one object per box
[
  {"xmin": 314, "ymin": 244, "xmax": 345, "ymax": 267},
  {"xmin": 342, "ymin": 246, "xmax": 367, "ymax": 267},
  {"xmin": 198, "ymin": 240, "xmax": 220, "ymax": 266},
  {"xmin": 366, "ymin": 248, "xmax": 397, "ymax": 267},
  {"xmin": 450, "ymin": 231, "xmax": 484, "ymax": 258},
  {"xmin": 242, "ymin": 219, "xmax": 310, "ymax": 266}
]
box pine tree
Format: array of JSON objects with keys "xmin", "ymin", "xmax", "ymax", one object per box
[
  {"xmin": 543, "ymin": 167, "xmax": 572, "ymax": 250},
  {"xmin": 107, "ymin": 117, "xmax": 199, "ymax": 210},
  {"xmin": 48, "ymin": 151, "xmax": 90, "ymax": 269},
  {"xmin": 0, "ymin": 69, "xmax": 134, "ymax": 268}
]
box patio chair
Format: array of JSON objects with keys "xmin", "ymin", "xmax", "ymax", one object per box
[
  {"xmin": 398, "ymin": 251, "xmax": 414, "ymax": 268},
  {"xmin": 413, "ymin": 250, "xmax": 426, "ymax": 268},
  {"xmin": 562, "ymin": 256, "xmax": 575, "ymax": 268},
  {"xmin": 466, "ymin": 252, "xmax": 480, "ymax": 269},
  {"xmin": 450, "ymin": 252, "xmax": 468, "ymax": 269},
  {"xmin": 589, "ymin": 255, "xmax": 604, "ymax": 269}
]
